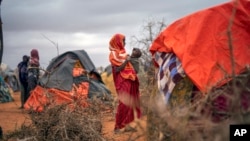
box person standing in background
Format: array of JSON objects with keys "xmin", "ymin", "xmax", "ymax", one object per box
[
  {"xmin": 27, "ymin": 49, "xmax": 40, "ymax": 98},
  {"xmin": 17, "ymin": 55, "xmax": 29, "ymax": 109}
]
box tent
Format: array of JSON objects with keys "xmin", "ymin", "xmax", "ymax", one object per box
[
  {"xmin": 0, "ymin": 63, "xmax": 20, "ymax": 92},
  {"xmin": 0, "ymin": 76, "xmax": 13, "ymax": 103},
  {"xmin": 149, "ymin": 0, "xmax": 250, "ymax": 124},
  {"xmin": 24, "ymin": 50, "xmax": 112, "ymax": 112},
  {"xmin": 150, "ymin": 0, "xmax": 250, "ymax": 93},
  {"xmin": 0, "ymin": 63, "xmax": 15, "ymax": 103}
]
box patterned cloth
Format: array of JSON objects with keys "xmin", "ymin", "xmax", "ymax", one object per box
[
  {"xmin": 29, "ymin": 49, "xmax": 40, "ymax": 67},
  {"xmin": 109, "ymin": 34, "xmax": 136, "ymax": 81},
  {"xmin": 0, "ymin": 76, "xmax": 13, "ymax": 103},
  {"xmin": 27, "ymin": 49, "xmax": 40, "ymax": 102},
  {"xmin": 169, "ymin": 77, "xmax": 194, "ymax": 108},
  {"xmin": 154, "ymin": 51, "xmax": 186, "ymax": 104}
]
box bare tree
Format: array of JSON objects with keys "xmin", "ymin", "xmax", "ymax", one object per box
[
  {"xmin": 130, "ymin": 17, "xmax": 167, "ymax": 141},
  {"xmin": 130, "ymin": 17, "xmax": 166, "ymax": 71}
]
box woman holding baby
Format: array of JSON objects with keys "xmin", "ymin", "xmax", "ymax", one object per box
[{"xmin": 108, "ymin": 33, "xmax": 141, "ymax": 133}]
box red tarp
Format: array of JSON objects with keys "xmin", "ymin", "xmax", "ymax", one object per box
[
  {"xmin": 24, "ymin": 66, "xmax": 90, "ymax": 112},
  {"xmin": 150, "ymin": 0, "xmax": 250, "ymax": 93},
  {"xmin": 24, "ymin": 83, "xmax": 89, "ymax": 112}
]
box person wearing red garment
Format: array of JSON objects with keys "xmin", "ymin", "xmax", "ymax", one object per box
[
  {"xmin": 109, "ymin": 33, "xmax": 141, "ymax": 133},
  {"xmin": 27, "ymin": 49, "xmax": 40, "ymax": 97}
]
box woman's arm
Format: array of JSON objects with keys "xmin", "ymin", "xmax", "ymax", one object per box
[{"xmin": 115, "ymin": 57, "xmax": 130, "ymax": 72}]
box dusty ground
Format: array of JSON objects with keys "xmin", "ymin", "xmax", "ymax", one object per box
[{"xmin": 0, "ymin": 92, "xmax": 147, "ymax": 141}]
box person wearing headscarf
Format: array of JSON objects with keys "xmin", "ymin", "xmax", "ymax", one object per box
[
  {"xmin": 109, "ymin": 33, "xmax": 141, "ymax": 133},
  {"xmin": 27, "ymin": 49, "xmax": 40, "ymax": 98},
  {"xmin": 29, "ymin": 49, "xmax": 40, "ymax": 67}
]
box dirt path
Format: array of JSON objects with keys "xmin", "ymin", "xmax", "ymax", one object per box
[
  {"xmin": 0, "ymin": 92, "xmax": 147, "ymax": 141},
  {"xmin": 0, "ymin": 92, "xmax": 31, "ymax": 133}
]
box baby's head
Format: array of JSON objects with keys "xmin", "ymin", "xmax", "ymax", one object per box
[{"xmin": 131, "ymin": 48, "xmax": 142, "ymax": 58}]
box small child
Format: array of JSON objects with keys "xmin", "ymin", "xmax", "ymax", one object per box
[
  {"xmin": 115, "ymin": 48, "xmax": 142, "ymax": 73},
  {"xmin": 129, "ymin": 48, "xmax": 142, "ymax": 73}
]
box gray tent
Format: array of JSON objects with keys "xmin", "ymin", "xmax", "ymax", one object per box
[
  {"xmin": 0, "ymin": 63, "xmax": 20, "ymax": 92},
  {"xmin": 39, "ymin": 49, "xmax": 111, "ymax": 99},
  {"xmin": 0, "ymin": 76, "xmax": 13, "ymax": 103}
]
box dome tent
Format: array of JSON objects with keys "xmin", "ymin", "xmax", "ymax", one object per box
[
  {"xmin": 24, "ymin": 49, "xmax": 112, "ymax": 112},
  {"xmin": 0, "ymin": 63, "xmax": 20, "ymax": 92}
]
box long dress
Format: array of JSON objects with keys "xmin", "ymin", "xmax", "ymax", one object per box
[{"xmin": 112, "ymin": 65, "xmax": 141, "ymax": 130}]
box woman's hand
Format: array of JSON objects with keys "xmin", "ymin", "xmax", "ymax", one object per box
[{"xmin": 115, "ymin": 60, "xmax": 128, "ymax": 73}]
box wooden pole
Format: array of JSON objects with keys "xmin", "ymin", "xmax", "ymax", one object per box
[{"xmin": 0, "ymin": 0, "xmax": 3, "ymax": 64}]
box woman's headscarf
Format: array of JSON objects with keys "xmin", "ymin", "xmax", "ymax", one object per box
[
  {"xmin": 109, "ymin": 33, "xmax": 136, "ymax": 81},
  {"xmin": 30, "ymin": 49, "xmax": 40, "ymax": 67}
]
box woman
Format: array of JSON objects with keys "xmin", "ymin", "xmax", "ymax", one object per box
[
  {"xmin": 27, "ymin": 49, "xmax": 40, "ymax": 97},
  {"xmin": 109, "ymin": 33, "xmax": 141, "ymax": 133}
]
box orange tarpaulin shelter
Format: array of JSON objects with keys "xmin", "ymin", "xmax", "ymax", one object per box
[
  {"xmin": 24, "ymin": 82, "xmax": 89, "ymax": 112},
  {"xmin": 150, "ymin": 0, "xmax": 250, "ymax": 93},
  {"xmin": 24, "ymin": 50, "xmax": 111, "ymax": 112}
]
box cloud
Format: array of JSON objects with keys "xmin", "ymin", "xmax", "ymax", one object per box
[{"xmin": 1, "ymin": 0, "xmax": 229, "ymax": 69}]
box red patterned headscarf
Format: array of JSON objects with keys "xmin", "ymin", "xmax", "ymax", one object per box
[
  {"xmin": 30, "ymin": 49, "xmax": 40, "ymax": 67},
  {"xmin": 109, "ymin": 34, "xmax": 136, "ymax": 81}
]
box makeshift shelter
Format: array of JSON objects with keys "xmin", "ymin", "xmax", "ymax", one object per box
[
  {"xmin": 24, "ymin": 50, "xmax": 112, "ymax": 112},
  {"xmin": 149, "ymin": 0, "xmax": 250, "ymax": 123},
  {"xmin": 0, "ymin": 76, "xmax": 13, "ymax": 103},
  {"xmin": 0, "ymin": 63, "xmax": 20, "ymax": 92},
  {"xmin": 150, "ymin": 0, "xmax": 250, "ymax": 94},
  {"xmin": 148, "ymin": 1, "xmax": 250, "ymax": 140}
]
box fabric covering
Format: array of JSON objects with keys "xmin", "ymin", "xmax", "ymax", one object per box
[
  {"xmin": 24, "ymin": 84, "xmax": 89, "ymax": 112},
  {"xmin": 202, "ymin": 70, "xmax": 250, "ymax": 123},
  {"xmin": 101, "ymin": 66, "xmax": 116, "ymax": 96},
  {"xmin": 150, "ymin": 0, "xmax": 250, "ymax": 93},
  {"xmin": 39, "ymin": 50, "xmax": 98, "ymax": 91},
  {"xmin": 112, "ymin": 66, "xmax": 141, "ymax": 130},
  {"xmin": 29, "ymin": 49, "xmax": 40, "ymax": 67},
  {"xmin": 0, "ymin": 76, "xmax": 13, "ymax": 103},
  {"xmin": 154, "ymin": 52, "xmax": 186, "ymax": 103},
  {"xmin": 109, "ymin": 34, "xmax": 137, "ymax": 81},
  {"xmin": 2, "ymin": 63, "xmax": 20, "ymax": 92},
  {"xmin": 24, "ymin": 50, "xmax": 111, "ymax": 112}
]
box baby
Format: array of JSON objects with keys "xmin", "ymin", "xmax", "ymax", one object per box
[
  {"xmin": 129, "ymin": 48, "xmax": 142, "ymax": 73},
  {"xmin": 115, "ymin": 47, "xmax": 142, "ymax": 73}
]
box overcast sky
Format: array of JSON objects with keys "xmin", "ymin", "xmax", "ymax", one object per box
[{"xmin": 1, "ymin": 0, "xmax": 229, "ymax": 70}]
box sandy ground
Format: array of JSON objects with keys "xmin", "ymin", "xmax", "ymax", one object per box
[{"xmin": 0, "ymin": 92, "xmax": 147, "ymax": 141}]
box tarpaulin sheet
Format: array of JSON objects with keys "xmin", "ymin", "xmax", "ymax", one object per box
[
  {"xmin": 150, "ymin": 0, "xmax": 250, "ymax": 93},
  {"xmin": 24, "ymin": 82, "xmax": 89, "ymax": 112}
]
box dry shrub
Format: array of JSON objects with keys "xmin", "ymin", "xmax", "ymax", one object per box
[
  {"xmin": 4, "ymin": 99, "xmax": 108, "ymax": 141},
  {"xmin": 142, "ymin": 68, "xmax": 250, "ymax": 141}
]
